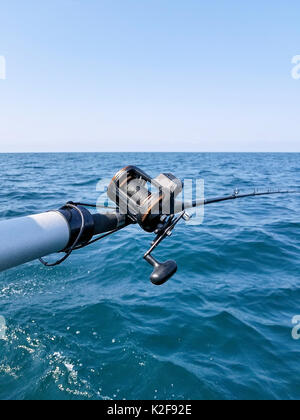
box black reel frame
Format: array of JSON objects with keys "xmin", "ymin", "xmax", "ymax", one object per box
[{"xmin": 107, "ymin": 166, "xmax": 186, "ymax": 285}]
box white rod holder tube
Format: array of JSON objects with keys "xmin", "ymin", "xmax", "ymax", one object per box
[{"xmin": 0, "ymin": 212, "xmax": 70, "ymax": 273}]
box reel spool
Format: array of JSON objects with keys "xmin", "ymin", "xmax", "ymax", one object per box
[{"xmin": 107, "ymin": 166, "xmax": 183, "ymax": 232}]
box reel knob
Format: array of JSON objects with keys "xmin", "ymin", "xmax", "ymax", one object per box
[{"xmin": 144, "ymin": 254, "xmax": 177, "ymax": 286}]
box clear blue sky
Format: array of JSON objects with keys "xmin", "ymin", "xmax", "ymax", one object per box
[{"xmin": 0, "ymin": 0, "xmax": 299, "ymax": 152}]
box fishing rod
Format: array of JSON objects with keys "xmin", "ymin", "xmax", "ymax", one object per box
[{"xmin": 0, "ymin": 166, "xmax": 297, "ymax": 285}]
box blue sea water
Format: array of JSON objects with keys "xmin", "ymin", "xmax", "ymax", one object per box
[{"xmin": 0, "ymin": 152, "xmax": 299, "ymax": 400}]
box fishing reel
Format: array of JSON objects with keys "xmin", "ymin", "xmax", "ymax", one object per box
[{"xmin": 108, "ymin": 166, "xmax": 188, "ymax": 285}]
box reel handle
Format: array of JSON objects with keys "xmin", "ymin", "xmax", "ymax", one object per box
[{"xmin": 144, "ymin": 254, "xmax": 177, "ymax": 286}]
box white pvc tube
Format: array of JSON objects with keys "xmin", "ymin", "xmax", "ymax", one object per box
[{"xmin": 0, "ymin": 212, "xmax": 70, "ymax": 273}]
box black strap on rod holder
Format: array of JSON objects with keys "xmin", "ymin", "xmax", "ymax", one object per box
[{"xmin": 59, "ymin": 202, "xmax": 95, "ymax": 251}]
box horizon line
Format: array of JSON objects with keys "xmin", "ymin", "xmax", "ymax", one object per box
[{"xmin": 0, "ymin": 151, "xmax": 299, "ymax": 154}]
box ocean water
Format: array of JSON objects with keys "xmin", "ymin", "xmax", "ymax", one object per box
[{"xmin": 0, "ymin": 152, "xmax": 299, "ymax": 400}]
